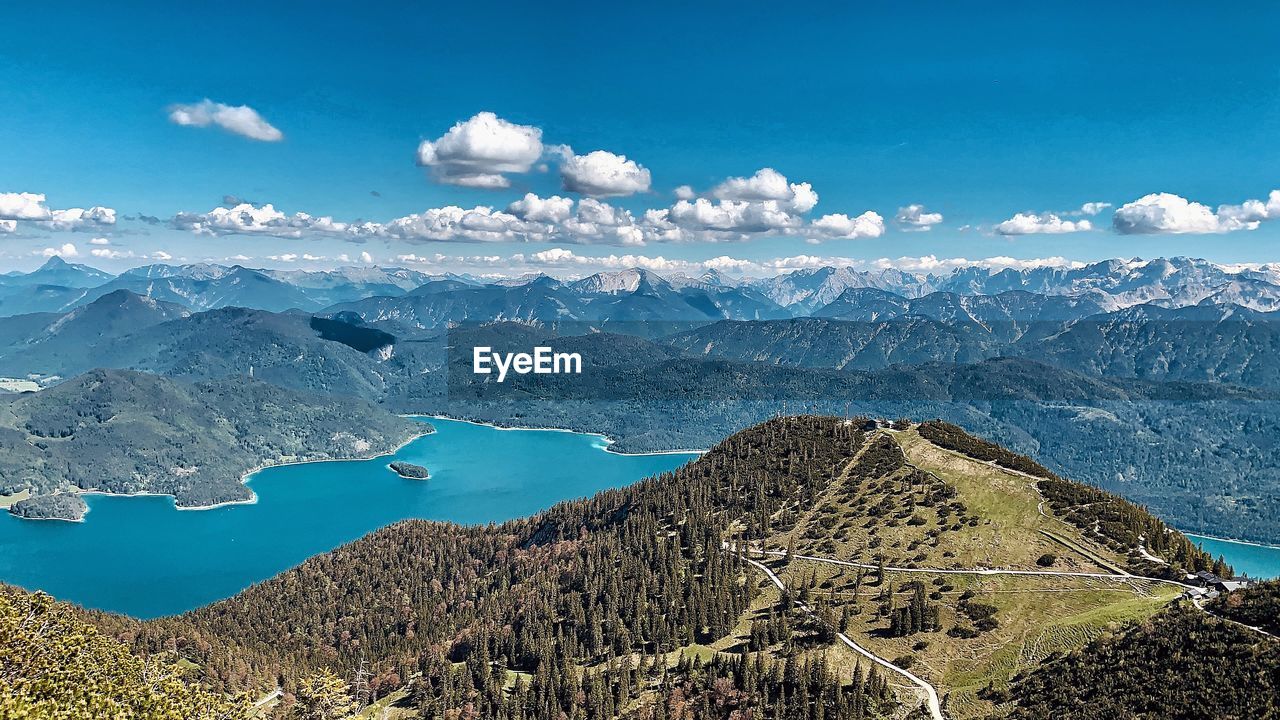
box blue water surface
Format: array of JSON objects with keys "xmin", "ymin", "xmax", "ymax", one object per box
[
  {"xmin": 0, "ymin": 418, "xmax": 697, "ymax": 618},
  {"xmin": 1187, "ymin": 534, "xmax": 1280, "ymax": 580}
]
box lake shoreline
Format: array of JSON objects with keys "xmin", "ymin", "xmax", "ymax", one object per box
[
  {"xmin": 5, "ymin": 413, "xmax": 699, "ymax": 524},
  {"xmin": 7, "ymin": 428, "xmax": 435, "ymax": 522},
  {"xmin": 413, "ymin": 414, "xmax": 708, "ymax": 457},
  {"xmin": 1185, "ymin": 531, "xmax": 1280, "ymax": 551},
  {"xmin": 0, "ymin": 418, "xmax": 697, "ymax": 617}
]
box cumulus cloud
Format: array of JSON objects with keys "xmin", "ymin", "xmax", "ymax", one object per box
[
  {"xmin": 559, "ymin": 149, "xmax": 651, "ymax": 197},
  {"xmin": 89, "ymin": 237, "xmax": 110, "ymax": 245},
  {"xmin": 712, "ymin": 168, "xmax": 818, "ymax": 213},
  {"xmin": 666, "ymin": 198, "xmax": 803, "ymax": 235},
  {"xmin": 416, "ymin": 112, "xmax": 543, "ymax": 188},
  {"xmin": 1079, "ymin": 202, "xmax": 1111, "ymax": 216},
  {"xmin": 0, "ymin": 220, "xmax": 15, "ymax": 234},
  {"xmin": 808, "ymin": 212, "xmax": 886, "ymax": 241},
  {"xmin": 895, "ymin": 204, "xmax": 943, "ymax": 231},
  {"xmin": 378, "ymin": 248, "xmax": 1089, "ymax": 278},
  {"xmin": 674, "ymin": 185, "xmax": 695, "ymax": 201},
  {"xmin": 163, "ymin": 180, "xmax": 886, "ymax": 248},
  {"xmin": 168, "ymin": 99, "xmax": 283, "ymax": 142},
  {"xmin": 994, "ymin": 212, "xmax": 1092, "ymax": 235},
  {"xmin": 151, "ymin": 250, "xmax": 173, "ymax": 261},
  {"xmin": 507, "ymin": 193, "xmax": 573, "ymax": 223},
  {"xmin": 359, "ymin": 251, "xmax": 374, "ymax": 264},
  {"xmin": 380, "ymin": 206, "xmax": 530, "ymax": 243},
  {"xmin": 1111, "ymin": 191, "xmax": 1280, "ymax": 234},
  {"xmin": 171, "ymin": 203, "xmax": 355, "ymax": 239},
  {"xmin": 90, "ymin": 247, "xmax": 136, "ymax": 259},
  {"xmin": 560, "ymin": 198, "xmax": 645, "ymax": 246},
  {"xmin": 869, "ymin": 254, "xmax": 1085, "ymax": 273},
  {"xmin": 0, "ymin": 192, "xmax": 115, "ymax": 231},
  {"xmin": 0, "ymin": 192, "xmax": 53, "ymax": 221},
  {"xmin": 371, "ymin": 192, "xmax": 841, "ymax": 247},
  {"xmin": 46, "ymin": 206, "xmax": 117, "ymax": 232},
  {"xmin": 1215, "ymin": 190, "xmax": 1280, "ymax": 230},
  {"xmin": 39, "ymin": 243, "xmax": 79, "ymax": 258}
]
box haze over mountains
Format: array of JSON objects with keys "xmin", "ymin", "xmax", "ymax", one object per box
[{"xmin": 5, "ymin": 255, "xmax": 1280, "ymax": 325}]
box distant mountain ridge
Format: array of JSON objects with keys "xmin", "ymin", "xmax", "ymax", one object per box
[
  {"xmin": 4, "ymin": 256, "xmax": 1280, "ymax": 320},
  {"xmin": 0, "ymin": 292, "xmax": 1278, "ymax": 539}
]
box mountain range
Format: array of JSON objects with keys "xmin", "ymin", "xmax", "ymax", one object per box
[
  {"xmin": 2, "ymin": 284, "xmax": 1280, "ymax": 539},
  {"xmin": 6, "ymin": 256, "xmax": 1280, "ymax": 325}
]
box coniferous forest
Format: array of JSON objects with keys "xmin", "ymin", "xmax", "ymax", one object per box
[{"xmin": 4, "ymin": 416, "xmax": 1276, "ymax": 719}]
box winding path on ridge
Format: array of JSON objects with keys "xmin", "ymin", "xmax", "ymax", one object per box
[
  {"xmin": 739, "ymin": 553, "xmax": 945, "ymax": 720},
  {"xmin": 727, "ymin": 430, "xmax": 1207, "ymax": 720}
]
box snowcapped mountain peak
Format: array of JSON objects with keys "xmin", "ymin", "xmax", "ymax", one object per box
[{"xmin": 570, "ymin": 268, "xmax": 669, "ymax": 295}]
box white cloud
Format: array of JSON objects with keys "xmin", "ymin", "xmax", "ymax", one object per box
[
  {"xmin": 380, "ymin": 205, "xmax": 527, "ymax": 243},
  {"xmin": 1112, "ymin": 191, "xmax": 1280, "ymax": 234},
  {"xmin": 162, "ymin": 181, "xmax": 875, "ymax": 248},
  {"xmin": 168, "ymin": 99, "xmax": 283, "ymax": 142},
  {"xmin": 674, "ymin": 185, "xmax": 695, "ymax": 201},
  {"xmin": 507, "ymin": 193, "xmax": 573, "ymax": 223},
  {"xmin": 1079, "ymin": 202, "xmax": 1111, "ymax": 216},
  {"xmin": 416, "ymin": 112, "xmax": 543, "ymax": 188},
  {"xmin": 90, "ymin": 247, "xmax": 135, "ymax": 259},
  {"xmin": 387, "ymin": 249, "xmax": 1098, "ymax": 279},
  {"xmin": 712, "ymin": 168, "xmax": 818, "ymax": 213},
  {"xmin": 1215, "ymin": 190, "xmax": 1280, "ymax": 230},
  {"xmin": 809, "ymin": 212, "xmax": 886, "ymax": 241},
  {"xmin": 1114, "ymin": 193, "xmax": 1220, "ymax": 234},
  {"xmin": 560, "ymin": 198, "xmax": 645, "ymax": 246},
  {"xmin": 268, "ymin": 253, "xmax": 299, "ymax": 262},
  {"xmin": 359, "ymin": 251, "xmax": 374, "ymax": 264},
  {"xmin": 867, "ymin": 254, "xmax": 1085, "ymax": 273},
  {"xmin": 558, "ymin": 149, "xmax": 651, "ymax": 197},
  {"xmin": 151, "ymin": 250, "xmax": 173, "ymax": 261},
  {"xmin": 89, "ymin": 237, "xmax": 110, "ymax": 245},
  {"xmin": 39, "ymin": 243, "xmax": 79, "ymax": 258},
  {"xmin": 46, "ymin": 206, "xmax": 117, "ymax": 232},
  {"xmin": 171, "ymin": 203, "xmax": 351, "ymax": 238},
  {"xmin": 0, "ymin": 193, "xmax": 115, "ymax": 231},
  {"xmin": 994, "ymin": 212, "xmax": 1092, "ymax": 235},
  {"xmin": 0, "ymin": 220, "xmax": 14, "ymax": 234},
  {"xmin": 0, "ymin": 192, "xmax": 53, "ymax": 221},
  {"xmin": 331, "ymin": 247, "xmax": 1092, "ymax": 279},
  {"xmin": 895, "ymin": 204, "xmax": 943, "ymax": 231},
  {"xmin": 660, "ymin": 198, "xmax": 808, "ymax": 241}
]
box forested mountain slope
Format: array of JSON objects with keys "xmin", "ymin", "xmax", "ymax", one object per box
[
  {"xmin": 427, "ymin": 326, "xmax": 1280, "ymax": 542},
  {"xmin": 72, "ymin": 416, "xmax": 1234, "ymax": 720},
  {"xmin": 0, "ymin": 369, "xmax": 421, "ymax": 519},
  {"xmin": 1, "ymin": 299, "xmax": 1277, "ymax": 540},
  {"xmin": 1008, "ymin": 583, "xmax": 1280, "ymax": 719}
]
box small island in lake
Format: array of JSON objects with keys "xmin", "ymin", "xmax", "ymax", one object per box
[
  {"xmin": 388, "ymin": 461, "xmax": 430, "ymax": 480},
  {"xmin": 9, "ymin": 493, "xmax": 88, "ymax": 521}
]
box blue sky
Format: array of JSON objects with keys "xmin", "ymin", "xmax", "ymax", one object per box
[{"xmin": 2, "ymin": 1, "xmax": 1279, "ymax": 275}]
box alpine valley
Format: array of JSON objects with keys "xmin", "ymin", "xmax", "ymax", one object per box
[
  {"xmin": 2, "ymin": 256, "xmax": 1279, "ymax": 542},
  {"xmin": 2, "ymin": 257, "xmax": 1280, "ymax": 719}
]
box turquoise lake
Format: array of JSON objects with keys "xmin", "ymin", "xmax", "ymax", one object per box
[
  {"xmin": 1186, "ymin": 534, "xmax": 1280, "ymax": 580},
  {"xmin": 0, "ymin": 418, "xmax": 698, "ymax": 619},
  {"xmin": 3, "ymin": 418, "xmax": 1277, "ymax": 620}
]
